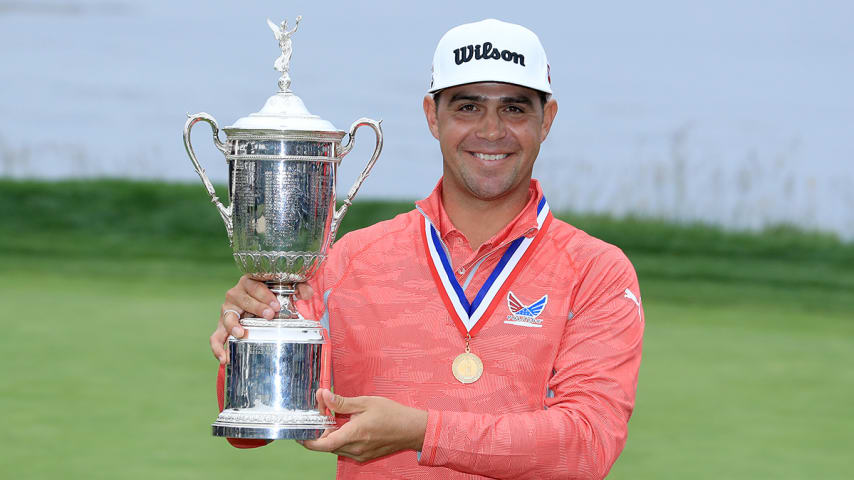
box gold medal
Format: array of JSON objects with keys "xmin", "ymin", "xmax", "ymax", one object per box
[{"xmin": 452, "ymin": 352, "xmax": 483, "ymax": 384}]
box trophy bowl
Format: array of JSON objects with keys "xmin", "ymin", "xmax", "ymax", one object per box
[{"xmin": 182, "ymin": 17, "xmax": 382, "ymax": 440}]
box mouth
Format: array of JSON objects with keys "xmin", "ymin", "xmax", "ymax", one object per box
[{"xmin": 469, "ymin": 152, "xmax": 510, "ymax": 161}]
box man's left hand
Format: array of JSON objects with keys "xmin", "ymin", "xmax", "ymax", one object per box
[{"xmin": 301, "ymin": 389, "xmax": 428, "ymax": 462}]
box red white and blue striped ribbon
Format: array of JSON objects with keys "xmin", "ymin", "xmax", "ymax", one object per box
[{"xmin": 421, "ymin": 196, "xmax": 553, "ymax": 337}]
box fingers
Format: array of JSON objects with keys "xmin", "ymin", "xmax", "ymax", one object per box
[
  {"xmin": 225, "ymin": 276, "xmax": 280, "ymax": 320},
  {"xmin": 210, "ymin": 323, "xmax": 229, "ymax": 364},
  {"xmin": 221, "ymin": 304, "xmax": 244, "ymax": 338},
  {"xmin": 302, "ymin": 423, "xmax": 351, "ymax": 453},
  {"xmin": 302, "ymin": 423, "xmax": 375, "ymax": 462},
  {"xmin": 212, "ymin": 306, "xmax": 241, "ymax": 362},
  {"xmin": 316, "ymin": 388, "xmax": 329, "ymax": 417},
  {"xmin": 296, "ymin": 426, "xmax": 335, "ymax": 447},
  {"xmin": 212, "ymin": 276, "xmax": 283, "ymax": 365}
]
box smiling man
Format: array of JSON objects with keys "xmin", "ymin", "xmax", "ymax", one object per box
[{"xmin": 211, "ymin": 19, "xmax": 644, "ymax": 479}]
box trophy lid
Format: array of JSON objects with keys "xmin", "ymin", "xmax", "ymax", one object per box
[
  {"xmin": 224, "ymin": 17, "xmax": 341, "ymax": 135},
  {"xmin": 226, "ymin": 92, "xmax": 339, "ymax": 133}
]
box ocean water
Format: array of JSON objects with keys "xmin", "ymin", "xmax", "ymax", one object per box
[{"xmin": 1, "ymin": 0, "xmax": 852, "ymax": 239}]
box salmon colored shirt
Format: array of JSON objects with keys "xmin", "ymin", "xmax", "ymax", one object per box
[{"xmin": 218, "ymin": 179, "xmax": 644, "ymax": 479}]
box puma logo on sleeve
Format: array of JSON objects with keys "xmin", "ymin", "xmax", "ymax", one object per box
[{"xmin": 624, "ymin": 288, "xmax": 641, "ymax": 318}]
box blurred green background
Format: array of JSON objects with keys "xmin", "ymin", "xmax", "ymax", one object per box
[{"xmin": 1, "ymin": 179, "xmax": 852, "ymax": 479}]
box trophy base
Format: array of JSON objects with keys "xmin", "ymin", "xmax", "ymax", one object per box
[
  {"xmin": 212, "ymin": 422, "xmax": 330, "ymax": 440},
  {"xmin": 213, "ymin": 407, "xmax": 334, "ymax": 439}
]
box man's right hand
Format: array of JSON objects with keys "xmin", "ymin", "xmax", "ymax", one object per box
[
  {"xmin": 210, "ymin": 276, "xmax": 314, "ymax": 364},
  {"xmin": 210, "ymin": 276, "xmax": 280, "ymax": 364}
]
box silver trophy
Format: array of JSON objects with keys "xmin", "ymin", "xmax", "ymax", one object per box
[{"xmin": 182, "ymin": 16, "xmax": 382, "ymax": 440}]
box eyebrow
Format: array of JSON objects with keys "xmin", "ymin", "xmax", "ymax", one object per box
[{"xmin": 448, "ymin": 93, "xmax": 534, "ymax": 105}]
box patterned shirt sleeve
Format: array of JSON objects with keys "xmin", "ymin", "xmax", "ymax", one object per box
[{"xmin": 418, "ymin": 249, "xmax": 644, "ymax": 479}]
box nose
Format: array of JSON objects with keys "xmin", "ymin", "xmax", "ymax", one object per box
[{"xmin": 475, "ymin": 108, "xmax": 506, "ymax": 142}]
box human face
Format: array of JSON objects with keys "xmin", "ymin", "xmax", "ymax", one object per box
[{"xmin": 423, "ymin": 82, "xmax": 557, "ymax": 203}]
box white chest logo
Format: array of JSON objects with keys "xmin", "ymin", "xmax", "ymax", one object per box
[
  {"xmin": 624, "ymin": 288, "xmax": 641, "ymax": 317},
  {"xmin": 505, "ymin": 292, "xmax": 548, "ymax": 328}
]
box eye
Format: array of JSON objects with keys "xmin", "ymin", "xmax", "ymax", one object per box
[
  {"xmin": 458, "ymin": 103, "xmax": 478, "ymax": 112},
  {"xmin": 504, "ymin": 105, "xmax": 525, "ymax": 114}
]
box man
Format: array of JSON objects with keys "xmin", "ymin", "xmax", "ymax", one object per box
[{"xmin": 211, "ymin": 19, "xmax": 644, "ymax": 479}]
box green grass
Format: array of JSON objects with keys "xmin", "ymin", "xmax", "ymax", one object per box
[{"xmin": 2, "ymin": 179, "xmax": 852, "ymax": 479}]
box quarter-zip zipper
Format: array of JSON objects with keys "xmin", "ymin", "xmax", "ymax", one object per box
[
  {"xmin": 459, "ymin": 226, "xmax": 538, "ymax": 276},
  {"xmin": 416, "ymin": 205, "xmax": 539, "ymax": 282}
]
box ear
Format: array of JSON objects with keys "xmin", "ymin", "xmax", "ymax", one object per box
[
  {"xmin": 539, "ymin": 98, "xmax": 558, "ymax": 141},
  {"xmin": 423, "ymin": 95, "xmax": 441, "ymax": 140}
]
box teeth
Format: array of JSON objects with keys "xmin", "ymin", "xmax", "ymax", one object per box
[{"xmin": 473, "ymin": 153, "xmax": 509, "ymax": 161}]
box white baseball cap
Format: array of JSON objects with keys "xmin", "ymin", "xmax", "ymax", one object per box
[{"xmin": 429, "ymin": 19, "xmax": 551, "ymax": 94}]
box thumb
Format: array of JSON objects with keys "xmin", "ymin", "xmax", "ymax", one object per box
[
  {"xmin": 294, "ymin": 282, "xmax": 314, "ymax": 301},
  {"xmin": 321, "ymin": 389, "xmax": 362, "ymax": 415}
]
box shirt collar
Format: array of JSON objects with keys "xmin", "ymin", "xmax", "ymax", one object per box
[{"xmin": 415, "ymin": 178, "xmax": 544, "ymax": 249}]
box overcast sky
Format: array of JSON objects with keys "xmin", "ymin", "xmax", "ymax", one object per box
[{"xmin": 1, "ymin": 0, "xmax": 852, "ymax": 237}]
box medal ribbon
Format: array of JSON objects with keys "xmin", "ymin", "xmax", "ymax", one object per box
[{"xmin": 421, "ymin": 196, "xmax": 553, "ymax": 338}]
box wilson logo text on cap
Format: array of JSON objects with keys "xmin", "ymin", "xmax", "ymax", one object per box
[
  {"xmin": 454, "ymin": 42, "xmax": 525, "ymax": 66},
  {"xmin": 429, "ymin": 19, "xmax": 551, "ymax": 94}
]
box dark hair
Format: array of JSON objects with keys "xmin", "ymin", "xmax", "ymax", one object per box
[{"xmin": 432, "ymin": 89, "xmax": 550, "ymax": 111}]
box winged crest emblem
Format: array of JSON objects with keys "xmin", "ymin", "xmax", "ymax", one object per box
[{"xmin": 507, "ymin": 292, "xmax": 548, "ymax": 318}]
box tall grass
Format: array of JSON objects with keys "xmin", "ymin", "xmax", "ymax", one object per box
[
  {"xmin": 5, "ymin": 178, "xmax": 853, "ymax": 313},
  {"xmin": 7, "ymin": 178, "xmax": 851, "ymax": 256}
]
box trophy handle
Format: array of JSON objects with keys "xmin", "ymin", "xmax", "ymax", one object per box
[
  {"xmin": 183, "ymin": 112, "xmax": 234, "ymax": 240},
  {"xmin": 329, "ymin": 118, "xmax": 383, "ymax": 243}
]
